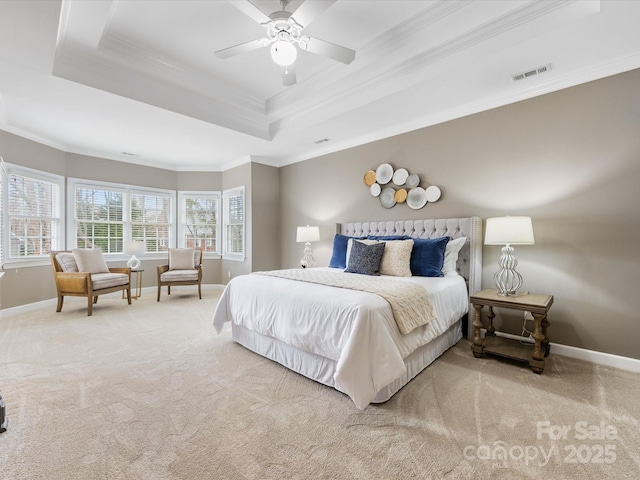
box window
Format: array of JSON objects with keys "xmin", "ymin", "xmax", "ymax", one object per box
[
  {"xmin": 131, "ymin": 191, "xmax": 172, "ymax": 253},
  {"xmin": 74, "ymin": 185, "xmax": 124, "ymax": 252},
  {"xmin": 223, "ymin": 186, "xmax": 244, "ymax": 260},
  {"xmin": 178, "ymin": 192, "xmax": 221, "ymax": 254},
  {"xmin": 2, "ymin": 164, "xmax": 64, "ymax": 264},
  {"xmin": 69, "ymin": 178, "xmax": 175, "ymax": 254}
]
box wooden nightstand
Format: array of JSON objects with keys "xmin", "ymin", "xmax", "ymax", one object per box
[{"xmin": 470, "ymin": 288, "xmax": 554, "ymax": 373}]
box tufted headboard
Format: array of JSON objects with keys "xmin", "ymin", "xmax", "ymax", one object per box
[{"xmin": 337, "ymin": 217, "xmax": 483, "ymax": 338}]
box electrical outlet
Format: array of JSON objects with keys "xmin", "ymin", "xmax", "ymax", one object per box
[
  {"xmin": 524, "ymin": 311, "xmax": 534, "ymax": 321},
  {"xmin": 227, "ymin": 271, "xmax": 231, "ymax": 279}
]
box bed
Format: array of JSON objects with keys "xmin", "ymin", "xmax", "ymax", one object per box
[{"xmin": 213, "ymin": 217, "xmax": 482, "ymax": 409}]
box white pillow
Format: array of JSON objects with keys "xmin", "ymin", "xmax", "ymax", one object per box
[
  {"xmin": 442, "ymin": 237, "xmax": 466, "ymax": 276},
  {"xmin": 345, "ymin": 239, "xmax": 379, "ymax": 268},
  {"xmin": 379, "ymin": 239, "xmax": 414, "ymax": 277},
  {"xmin": 169, "ymin": 248, "xmax": 196, "ymax": 270},
  {"xmin": 72, "ymin": 248, "xmax": 109, "ymax": 274}
]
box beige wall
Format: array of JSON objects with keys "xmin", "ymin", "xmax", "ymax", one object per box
[
  {"xmin": 250, "ymin": 163, "xmax": 280, "ymax": 273},
  {"xmin": 279, "ymin": 69, "xmax": 640, "ymax": 360}
]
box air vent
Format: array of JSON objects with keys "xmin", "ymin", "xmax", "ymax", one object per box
[
  {"xmin": 511, "ymin": 63, "xmax": 552, "ymax": 82},
  {"xmin": 314, "ymin": 138, "xmax": 330, "ymax": 144},
  {"xmin": 121, "ymin": 152, "xmax": 137, "ymax": 157}
]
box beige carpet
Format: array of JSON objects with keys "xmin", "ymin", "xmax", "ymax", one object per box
[{"xmin": 1, "ymin": 289, "xmax": 639, "ymax": 479}]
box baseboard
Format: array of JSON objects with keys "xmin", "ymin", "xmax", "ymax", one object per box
[
  {"xmin": 491, "ymin": 331, "xmax": 640, "ymax": 374},
  {"xmin": 0, "ymin": 284, "xmax": 226, "ymax": 318}
]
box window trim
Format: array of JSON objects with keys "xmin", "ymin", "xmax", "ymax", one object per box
[
  {"xmin": 177, "ymin": 191, "xmax": 222, "ymax": 258},
  {"xmin": 2, "ymin": 163, "xmax": 65, "ymax": 268},
  {"xmin": 67, "ymin": 177, "xmax": 176, "ymax": 257},
  {"xmin": 222, "ymin": 186, "xmax": 245, "ymax": 261}
]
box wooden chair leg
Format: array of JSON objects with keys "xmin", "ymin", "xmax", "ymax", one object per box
[
  {"xmin": 56, "ymin": 295, "xmax": 64, "ymax": 312},
  {"xmin": 126, "ymin": 286, "xmax": 131, "ymax": 305},
  {"xmin": 87, "ymin": 296, "xmax": 93, "ymax": 316},
  {"xmin": 198, "ymin": 283, "xmax": 202, "ymax": 299},
  {"xmin": 93, "ymin": 296, "xmax": 98, "ymax": 304},
  {"xmin": 157, "ymin": 284, "xmax": 161, "ymax": 302},
  {"xmin": 168, "ymin": 285, "xmax": 171, "ymax": 295}
]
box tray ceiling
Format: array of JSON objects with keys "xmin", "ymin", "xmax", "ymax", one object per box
[{"xmin": 1, "ymin": 0, "xmax": 640, "ymax": 171}]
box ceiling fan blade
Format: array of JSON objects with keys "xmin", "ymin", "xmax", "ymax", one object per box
[
  {"xmin": 215, "ymin": 38, "xmax": 266, "ymax": 59},
  {"xmin": 290, "ymin": 0, "xmax": 336, "ymax": 28},
  {"xmin": 302, "ymin": 37, "xmax": 355, "ymax": 64},
  {"xmin": 228, "ymin": 0, "xmax": 272, "ymax": 24},
  {"xmin": 281, "ymin": 65, "xmax": 297, "ymax": 86}
]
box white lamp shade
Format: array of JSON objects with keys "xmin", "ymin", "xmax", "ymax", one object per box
[
  {"xmin": 296, "ymin": 225, "xmax": 320, "ymax": 243},
  {"xmin": 271, "ymin": 40, "xmax": 297, "ymax": 66},
  {"xmin": 123, "ymin": 240, "xmax": 146, "ymax": 256},
  {"xmin": 484, "ymin": 216, "xmax": 535, "ymax": 245}
]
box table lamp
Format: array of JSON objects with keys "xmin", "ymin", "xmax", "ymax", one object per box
[
  {"xmin": 123, "ymin": 240, "xmax": 145, "ymax": 270},
  {"xmin": 296, "ymin": 225, "xmax": 320, "ymax": 268},
  {"xmin": 484, "ymin": 216, "xmax": 534, "ymax": 296}
]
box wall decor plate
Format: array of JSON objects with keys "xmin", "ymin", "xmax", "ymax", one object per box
[
  {"xmin": 392, "ymin": 168, "xmax": 408, "ymax": 185},
  {"xmin": 380, "ymin": 187, "xmax": 396, "ymax": 208},
  {"xmin": 375, "ymin": 163, "xmax": 393, "ymax": 184},
  {"xmin": 364, "ymin": 170, "xmax": 376, "ymax": 186},
  {"xmin": 370, "ymin": 183, "xmax": 381, "ymax": 197},
  {"xmin": 394, "ymin": 188, "xmax": 407, "ymax": 203},
  {"xmin": 425, "ymin": 185, "xmax": 442, "ymax": 202},
  {"xmin": 407, "ymin": 187, "xmax": 427, "ymax": 210},
  {"xmin": 406, "ymin": 174, "xmax": 420, "ymax": 188}
]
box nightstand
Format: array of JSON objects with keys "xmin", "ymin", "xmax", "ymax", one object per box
[{"xmin": 470, "ymin": 288, "xmax": 553, "ymax": 373}]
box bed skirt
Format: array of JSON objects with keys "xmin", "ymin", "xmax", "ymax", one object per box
[{"xmin": 231, "ymin": 319, "xmax": 463, "ymax": 405}]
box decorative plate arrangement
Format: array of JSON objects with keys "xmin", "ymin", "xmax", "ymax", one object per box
[{"xmin": 363, "ymin": 164, "xmax": 442, "ymax": 209}]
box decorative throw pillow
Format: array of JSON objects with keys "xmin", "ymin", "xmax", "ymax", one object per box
[
  {"xmin": 409, "ymin": 237, "xmax": 450, "ymax": 277},
  {"xmin": 169, "ymin": 248, "xmax": 196, "ymax": 270},
  {"xmin": 379, "ymin": 239, "xmax": 414, "ymax": 277},
  {"xmin": 329, "ymin": 234, "xmax": 366, "ymax": 269},
  {"xmin": 345, "ymin": 240, "xmax": 385, "ymax": 276},
  {"xmin": 72, "ymin": 248, "xmax": 109, "ymax": 274},
  {"xmin": 345, "ymin": 239, "xmax": 379, "ymax": 268},
  {"xmin": 56, "ymin": 252, "xmax": 79, "ymax": 272},
  {"xmin": 442, "ymin": 236, "xmax": 466, "ymax": 276},
  {"xmin": 367, "ymin": 235, "xmax": 411, "ymax": 241}
]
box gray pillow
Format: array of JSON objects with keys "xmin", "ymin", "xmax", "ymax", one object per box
[{"xmin": 345, "ymin": 240, "xmax": 385, "ymax": 276}]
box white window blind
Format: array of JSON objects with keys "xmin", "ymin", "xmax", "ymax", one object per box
[
  {"xmin": 5, "ymin": 166, "xmax": 63, "ymax": 261},
  {"xmin": 75, "ymin": 186, "xmax": 124, "ymax": 252},
  {"xmin": 179, "ymin": 192, "xmax": 220, "ymax": 254},
  {"xmin": 223, "ymin": 187, "xmax": 245, "ymax": 259},
  {"xmin": 131, "ymin": 191, "xmax": 172, "ymax": 253}
]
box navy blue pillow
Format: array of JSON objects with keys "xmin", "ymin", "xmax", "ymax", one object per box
[
  {"xmin": 345, "ymin": 241, "xmax": 385, "ymax": 276},
  {"xmin": 410, "ymin": 236, "xmax": 450, "ymax": 277},
  {"xmin": 329, "ymin": 234, "xmax": 366, "ymax": 269}
]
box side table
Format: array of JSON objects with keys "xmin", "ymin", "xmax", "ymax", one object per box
[
  {"xmin": 123, "ymin": 269, "xmax": 144, "ymax": 300},
  {"xmin": 470, "ymin": 288, "xmax": 554, "ymax": 373}
]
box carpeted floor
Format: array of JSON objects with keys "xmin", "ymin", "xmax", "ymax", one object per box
[{"xmin": 1, "ymin": 288, "xmax": 639, "ymax": 479}]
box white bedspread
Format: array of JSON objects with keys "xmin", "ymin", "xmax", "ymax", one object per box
[{"xmin": 212, "ymin": 268, "xmax": 468, "ymax": 409}]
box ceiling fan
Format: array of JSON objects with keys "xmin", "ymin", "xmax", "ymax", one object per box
[{"xmin": 215, "ymin": 0, "xmax": 356, "ymax": 86}]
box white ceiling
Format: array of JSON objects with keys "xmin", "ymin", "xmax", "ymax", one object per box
[{"xmin": 1, "ymin": 0, "xmax": 639, "ymax": 171}]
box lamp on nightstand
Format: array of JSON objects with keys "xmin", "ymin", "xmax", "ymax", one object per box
[
  {"xmin": 123, "ymin": 240, "xmax": 145, "ymax": 270},
  {"xmin": 296, "ymin": 225, "xmax": 320, "ymax": 268},
  {"xmin": 484, "ymin": 216, "xmax": 535, "ymax": 296}
]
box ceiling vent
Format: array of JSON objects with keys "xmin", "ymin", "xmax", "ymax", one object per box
[
  {"xmin": 314, "ymin": 138, "xmax": 331, "ymax": 144},
  {"xmin": 511, "ymin": 64, "xmax": 552, "ymax": 82}
]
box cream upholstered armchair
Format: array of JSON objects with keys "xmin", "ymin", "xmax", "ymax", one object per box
[
  {"xmin": 50, "ymin": 249, "xmax": 131, "ymax": 316},
  {"xmin": 157, "ymin": 248, "xmax": 203, "ymax": 301}
]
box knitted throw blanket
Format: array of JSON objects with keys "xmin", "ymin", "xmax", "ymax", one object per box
[{"xmin": 255, "ymin": 269, "xmax": 436, "ymax": 335}]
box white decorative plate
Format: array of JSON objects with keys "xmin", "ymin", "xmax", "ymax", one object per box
[
  {"xmin": 425, "ymin": 185, "xmax": 442, "ymax": 202},
  {"xmin": 392, "ymin": 168, "xmax": 408, "ymax": 185},
  {"xmin": 375, "ymin": 163, "xmax": 393, "ymax": 185},
  {"xmin": 380, "ymin": 187, "xmax": 396, "ymax": 208},
  {"xmin": 370, "ymin": 183, "xmax": 381, "ymax": 197},
  {"xmin": 407, "ymin": 187, "xmax": 427, "ymax": 210},
  {"xmin": 406, "ymin": 174, "xmax": 420, "ymax": 188}
]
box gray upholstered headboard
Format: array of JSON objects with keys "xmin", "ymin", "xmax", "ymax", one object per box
[{"xmin": 337, "ymin": 217, "xmax": 483, "ymax": 338}]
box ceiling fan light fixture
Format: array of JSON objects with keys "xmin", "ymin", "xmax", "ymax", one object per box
[{"xmin": 271, "ymin": 40, "xmax": 297, "ymax": 66}]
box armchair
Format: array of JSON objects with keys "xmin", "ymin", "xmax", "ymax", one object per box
[
  {"xmin": 157, "ymin": 248, "xmax": 203, "ymax": 301},
  {"xmin": 50, "ymin": 250, "xmax": 131, "ymax": 316}
]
